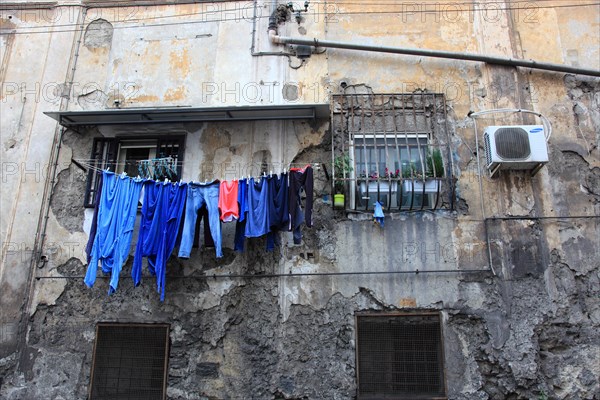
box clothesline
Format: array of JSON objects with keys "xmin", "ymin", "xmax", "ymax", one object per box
[
  {"xmin": 74, "ymin": 158, "xmax": 322, "ymax": 182},
  {"xmin": 73, "ymin": 159, "xmax": 183, "ymax": 166},
  {"xmin": 84, "ymin": 166, "xmax": 315, "ymax": 301},
  {"xmin": 74, "ymin": 159, "xmax": 322, "ymax": 168}
]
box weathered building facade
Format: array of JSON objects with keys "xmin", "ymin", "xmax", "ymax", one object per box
[{"xmin": 1, "ymin": 1, "xmax": 599, "ymax": 399}]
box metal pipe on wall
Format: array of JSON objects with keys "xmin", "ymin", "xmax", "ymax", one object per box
[
  {"xmin": 268, "ymin": 34, "xmax": 600, "ymax": 77},
  {"xmin": 251, "ymin": 0, "xmax": 293, "ymax": 57}
]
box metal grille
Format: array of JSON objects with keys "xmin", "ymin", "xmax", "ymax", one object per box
[
  {"xmin": 484, "ymin": 132, "xmax": 492, "ymax": 167},
  {"xmin": 331, "ymin": 93, "xmax": 453, "ymax": 212},
  {"xmin": 495, "ymin": 127, "xmax": 530, "ymax": 160},
  {"xmin": 356, "ymin": 314, "xmax": 445, "ymax": 399},
  {"xmin": 89, "ymin": 324, "xmax": 170, "ymax": 400}
]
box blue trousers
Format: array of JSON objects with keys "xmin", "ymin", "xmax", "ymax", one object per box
[{"xmin": 178, "ymin": 181, "xmax": 222, "ymax": 258}]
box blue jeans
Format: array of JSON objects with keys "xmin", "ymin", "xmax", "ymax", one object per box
[{"xmin": 178, "ymin": 181, "xmax": 222, "ymax": 258}]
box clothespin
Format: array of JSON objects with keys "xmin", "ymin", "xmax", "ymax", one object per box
[{"xmin": 269, "ymin": 170, "xmax": 273, "ymax": 176}]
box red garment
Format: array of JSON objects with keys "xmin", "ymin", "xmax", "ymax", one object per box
[
  {"xmin": 290, "ymin": 164, "xmax": 311, "ymax": 172},
  {"xmin": 219, "ymin": 180, "xmax": 239, "ymax": 222}
]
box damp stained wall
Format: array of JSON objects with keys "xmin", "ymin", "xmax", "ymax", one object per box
[
  {"xmin": 0, "ymin": 4, "xmax": 81, "ymax": 356},
  {"xmin": 1, "ymin": 1, "xmax": 599, "ymax": 399}
]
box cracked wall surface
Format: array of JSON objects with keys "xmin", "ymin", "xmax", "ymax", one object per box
[
  {"xmin": 1, "ymin": 1, "xmax": 599, "ymax": 399},
  {"xmin": 2, "ymin": 113, "xmax": 598, "ymax": 398}
]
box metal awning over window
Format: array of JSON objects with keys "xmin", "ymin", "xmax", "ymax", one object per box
[{"xmin": 45, "ymin": 104, "xmax": 330, "ymax": 128}]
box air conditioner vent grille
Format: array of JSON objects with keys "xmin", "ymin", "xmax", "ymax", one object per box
[
  {"xmin": 484, "ymin": 132, "xmax": 492, "ymax": 166},
  {"xmin": 495, "ymin": 128, "xmax": 531, "ymax": 160}
]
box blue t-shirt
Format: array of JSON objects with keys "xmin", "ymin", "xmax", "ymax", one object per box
[{"xmin": 245, "ymin": 177, "xmax": 271, "ymax": 237}]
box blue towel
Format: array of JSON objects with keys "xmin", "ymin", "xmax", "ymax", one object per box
[
  {"xmin": 85, "ymin": 171, "xmax": 144, "ymax": 295},
  {"xmin": 132, "ymin": 180, "xmax": 187, "ymax": 301},
  {"xmin": 245, "ymin": 177, "xmax": 271, "ymax": 238}
]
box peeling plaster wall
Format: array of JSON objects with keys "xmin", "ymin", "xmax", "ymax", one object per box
[
  {"xmin": 1, "ymin": 1, "xmax": 599, "ymax": 399},
  {"xmin": 0, "ymin": 5, "xmax": 82, "ymax": 357},
  {"xmin": 68, "ymin": 2, "xmax": 330, "ymax": 110}
]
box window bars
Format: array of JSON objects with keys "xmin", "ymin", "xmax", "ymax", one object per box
[
  {"xmin": 332, "ymin": 93, "xmax": 454, "ymax": 212},
  {"xmin": 84, "ymin": 136, "xmax": 185, "ymax": 207}
]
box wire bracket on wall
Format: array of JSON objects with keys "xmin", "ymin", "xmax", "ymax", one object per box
[{"xmin": 287, "ymin": 1, "xmax": 310, "ymax": 24}]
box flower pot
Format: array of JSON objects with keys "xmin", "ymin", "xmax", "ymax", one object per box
[
  {"xmin": 359, "ymin": 181, "xmax": 398, "ymax": 194},
  {"xmin": 333, "ymin": 194, "xmax": 345, "ymax": 208},
  {"xmin": 358, "ymin": 181, "xmax": 399, "ymax": 208},
  {"xmin": 402, "ymin": 179, "xmax": 440, "ymax": 193}
]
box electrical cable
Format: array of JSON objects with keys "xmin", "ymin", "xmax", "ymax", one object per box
[
  {"xmin": 3, "ymin": 2, "xmax": 599, "ymax": 35},
  {"xmin": 487, "ymin": 215, "xmax": 600, "ymax": 221},
  {"xmin": 35, "ymin": 268, "xmax": 492, "ymax": 280}
]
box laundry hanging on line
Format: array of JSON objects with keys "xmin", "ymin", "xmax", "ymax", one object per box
[
  {"xmin": 132, "ymin": 179, "xmax": 187, "ymax": 301},
  {"xmin": 178, "ymin": 180, "xmax": 223, "ymax": 259},
  {"xmin": 137, "ymin": 156, "xmax": 178, "ymax": 181},
  {"xmin": 84, "ymin": 165, "xmax": 315, "ymax": 300},
  {"xmin": 85, "ymin": 171, "xmax": 145, "ymax": 295}
]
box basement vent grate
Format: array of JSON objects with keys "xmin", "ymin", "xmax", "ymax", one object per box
[
  {"xmin": 356, "ymin": 313, "xmax": 446, "ymax": 399},
  {"xmin": 89, "ymin": 323, "xmax": 170, "ymax": 400}
]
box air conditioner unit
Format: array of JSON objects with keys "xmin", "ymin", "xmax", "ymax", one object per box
[{"xmin": 483, "ymin": 125, "xmax": 549, "ymax": 178}]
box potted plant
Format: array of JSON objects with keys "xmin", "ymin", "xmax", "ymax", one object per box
[
  {"xmin": 333, "ymin": 154, "xmax": 353, "ymax": 208},
  {"xmin": 402, "ymin": 149, "xmax": 444, "ymax": 193},
  {"xmin": 426, "ymin": 148, "xmax": 445, "ymax": 179}
]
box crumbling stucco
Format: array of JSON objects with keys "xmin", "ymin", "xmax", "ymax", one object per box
[
  {"xmin": 50, "ymin": 167, "xmax": 87, "ymax": 233},
  {"xmin": 2, "ymin": 111, "xmax": 599, "ymax": 399},
  {"xmin": 77, "ymin": 89, "xmax": 109, "ymax": 111},
  {"xmin": 2, "ymin": 241, "xmax": 598, "ymax": 400},
  {"xmin": 83, "ymin": 19, "xmax": 113, "ymax": 49}
]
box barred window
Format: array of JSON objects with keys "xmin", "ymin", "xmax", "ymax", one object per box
[
  {"xmin": 84, "ymin": 136, "xmax": 185, "ymax": 207},
  {"xmin": 356, "ymin": 313, "xmax": 446, "ymax": 399},
  {"xmin": 332, "ymin": 93, "xmax": 453, "ymax": 211}
]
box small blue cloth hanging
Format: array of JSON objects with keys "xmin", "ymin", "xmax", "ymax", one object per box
[{"xmin": 373, "ymin": 201, "xmax": 385, "ymax": 228}]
